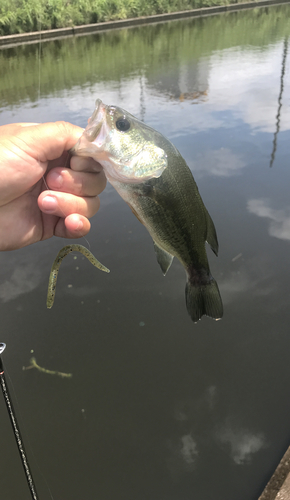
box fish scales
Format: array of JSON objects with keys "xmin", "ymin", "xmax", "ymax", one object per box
[{"xmin": 71, "ymin": 99, "xmax": 223, "ymax": 322}]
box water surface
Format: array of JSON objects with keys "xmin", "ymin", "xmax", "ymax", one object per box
[{"xmin": 0, "ymin": 6, "xmax": 290, "ymax": 499}]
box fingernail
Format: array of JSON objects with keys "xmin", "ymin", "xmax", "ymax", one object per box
[
  {"xmin": 42, "ymin": 195, "xmax": 57, "ymax": 213},
  {"xmin": 49, "ymin": 171, "xmax": 63, "ymax": 188}
]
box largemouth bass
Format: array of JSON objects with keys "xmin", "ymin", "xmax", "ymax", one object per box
[{"xmin": 71, "ymin": 99, "xmax": 223, "ymax": 322}]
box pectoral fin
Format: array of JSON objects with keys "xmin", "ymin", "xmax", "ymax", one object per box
[
  {"xmin": 129, "ymin": 205, "xmax": 144, "ymax": 225},
  {"xmin": 153, "ymin": 242, "xmax": 174, "ymax": 275}
]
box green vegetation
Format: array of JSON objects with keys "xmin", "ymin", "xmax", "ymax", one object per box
[{"xmin": 1, "ymin": 0, "xmax": 257, "ymax": 36}]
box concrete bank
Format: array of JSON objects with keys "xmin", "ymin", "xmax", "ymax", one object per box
[
  {"xmin": 0, "ymin": 0, "xmax": 290, "ymax": 48},
  {"xmin": 259, "ymin": 446, "xmax": 290, "ymax": 500}
]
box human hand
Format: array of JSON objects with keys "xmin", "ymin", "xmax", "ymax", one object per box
[{"xmin": 0, "ymin": 121, "xmax": 106, "ymax": 251}]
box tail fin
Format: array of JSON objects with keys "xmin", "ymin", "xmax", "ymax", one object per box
[{"xmin": 185, "ymin": 276, "xmax": 223, "ymax": 323}]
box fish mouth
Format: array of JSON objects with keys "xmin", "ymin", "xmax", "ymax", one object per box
[
  {"xmin": 85, "ymin": 99, "xmax": 107, "ymax": 142},
  {"xmin": 70, "ymin": 99, "xmax": 107, "ymax": 156}
]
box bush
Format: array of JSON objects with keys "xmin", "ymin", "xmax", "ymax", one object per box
[{"xmin": 0, "ymin": 0, "xmax": 252, "ymax": 36}]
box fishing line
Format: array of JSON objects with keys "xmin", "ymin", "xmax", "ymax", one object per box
[{"xmin": 0, "ymin": 343, "xmax": 40, "ymax": 500}]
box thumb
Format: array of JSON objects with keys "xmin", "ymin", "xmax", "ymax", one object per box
[{"xmin": 18, "ymin": 121, "xmax": 84, "ymax": 162}]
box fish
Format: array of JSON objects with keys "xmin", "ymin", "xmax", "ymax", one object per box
[{"xmin": 71, "ymin": 99, "xmax": 223, "ymax": 322}]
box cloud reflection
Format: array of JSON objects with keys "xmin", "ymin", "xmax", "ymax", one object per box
[
  {"xmin": 180, "ymin": 434, "xmax": 199, "ymax": 467},
  {"xmin": 193, "ymin": 148, "xmax": 246, "ymax": 176},
  {"xmin": 169, "ymin": 386, "xmax": 267, "ymax": 476},
  {"xmin": 216, "ymin": 424, "xmax": 266, "ymax": 465},
  {"xmin": 247, "ymin": 199, "xmax": 290, "ymax": 241},
  {"xmin": 0, "ymin": 261, "xmax": 42, "ymax": 303},
  {"xmin": 219, "ymin": 254, "xmax": 275, "ymax": 306},
  {"xmin": 166, "ymin": 434, "xmax": 198, "ymax": 478}
]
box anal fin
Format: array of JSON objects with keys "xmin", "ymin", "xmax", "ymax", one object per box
[
  {"xmin": 205, "ymin": 209, "xmax": 219, "ymax": 256},
  {"xmin": 153, "ymin": 242, "xmax": 174, "ymax": 276}
]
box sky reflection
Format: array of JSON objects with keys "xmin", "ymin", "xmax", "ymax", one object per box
[
  {"xmin": 248, "ymin": 199, "xmax": 290, "ymax": 241},
  {"xmin": 216, "ymin": 423, "xmax": 267, "ymax": 465}
]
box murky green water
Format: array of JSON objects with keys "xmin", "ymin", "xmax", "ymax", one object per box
[{"xmin": 0, "ymin": 5, "xmax": 290, "ymax": 499}]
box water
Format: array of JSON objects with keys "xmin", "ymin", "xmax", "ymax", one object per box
[{"xmin": 0, "ymin": 6, "xmax": 290, "ymax": 499}]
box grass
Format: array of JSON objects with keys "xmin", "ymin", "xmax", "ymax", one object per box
[{"xmin": 0, "ymin": 0, "xmax": 258, "ymax": 36}]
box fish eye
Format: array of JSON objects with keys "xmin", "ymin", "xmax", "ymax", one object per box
[{"xmin": 116, "ymin": 117, "xmax": 131, "ymax": 132}]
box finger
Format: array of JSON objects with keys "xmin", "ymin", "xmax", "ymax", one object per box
[
  {"xmin": 70, "ymin": 155, "xmax": 103, "ymax": 173},
  {"xmin": 17, "ymin": 123, "xmax": 41, "ymax": 127},
  {"xmin": 0, "ymin": 123, "xmax": 40, "ymax": 135},
  {"xmin": 14, "ymin": 122, "xmax": 84, "ymax": 162},
  {"xmin": 38, "ymin": 190, "xmax": 100, "ymax": 219},
  {"xmin": 54, "ymin": 214, "xmax": 91, "ymax": 239},
  {"xmin": 46, "ymin": 151, "xmax": 70, "ymax": 171},
  {"xmin": 46, "ymin": 167, "xmax": 107, "ymax": 197}
]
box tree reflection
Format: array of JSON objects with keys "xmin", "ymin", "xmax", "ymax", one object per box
[{"xmin": 269, "ymin": 36, "xmax": 288, "ymax": 168}]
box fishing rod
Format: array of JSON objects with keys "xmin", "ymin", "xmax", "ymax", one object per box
[{"xmin": 0, "ymin": 342, "xmax": 40, "ymax": 500}]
